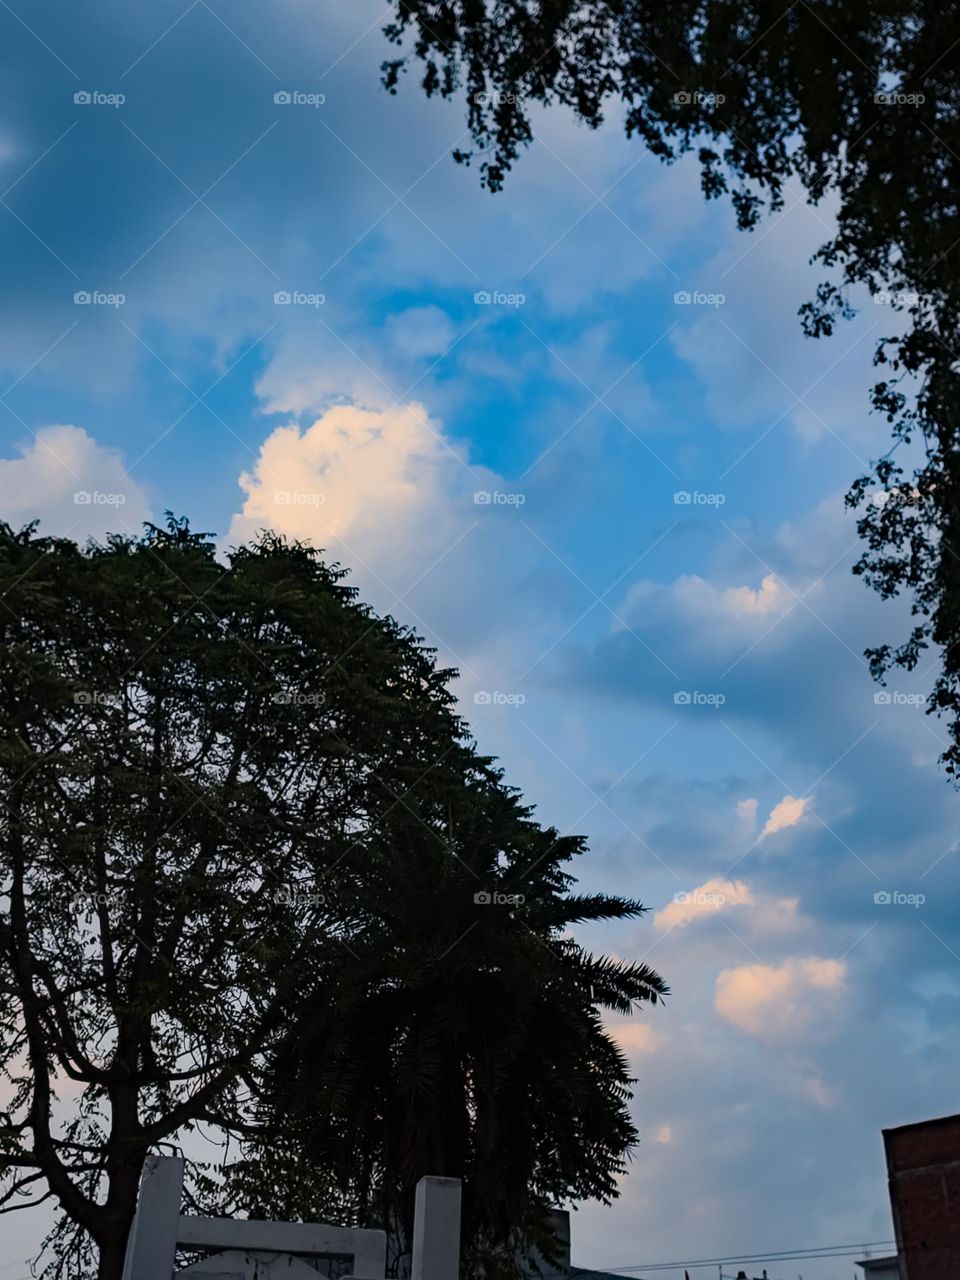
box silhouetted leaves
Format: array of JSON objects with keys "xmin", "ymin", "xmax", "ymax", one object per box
[
  {"xmin": 0, "ymin": 518, "xmax": 664, "ymax": 1278},
  {"xmin": 383, "ymin": 0, "xmax": 960, "ymax": 774}
]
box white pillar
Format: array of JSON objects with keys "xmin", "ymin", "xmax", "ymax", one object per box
[
  {"xmin": 411, "ymin": 1176, "xmax": 461, "ymax": 1280},
  {"xmin": 121, "ymin": 1155, "xmax": 184, "ymax": 1280}
]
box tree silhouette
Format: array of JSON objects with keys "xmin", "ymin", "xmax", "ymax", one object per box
[
  {"xmin": 382, "ymin": 0, "xmax": 960, "ymax": 772},
  {"xmin": 0, "ymin": 517, "xmax": 665, "ymax": 1279}
]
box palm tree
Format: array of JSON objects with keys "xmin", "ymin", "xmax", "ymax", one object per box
[{"xmin": 238, "ymin": 749, "xmax": 667, "ymax": 1277}]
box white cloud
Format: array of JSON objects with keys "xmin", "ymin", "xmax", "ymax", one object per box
[
  {"xmin": 227, "ymin": 400, "xmax": 544, "ymax": 668},
  {"xmin": 254, "ymin": 334, "xmax": 397, "ymax": 416},
  {"xmin": 618, "ymin": 571, "xmax": 798, "ymax": 649},
  {"xmin": 229, "ymin": 401, "xmax": 480, "ymax": 566},
  {"xmin": 723, "ymin": 574, "xmax": 788, "ymax": 616},
  {"xmin": 715, "ymin": 957, "xmax": 846, "ymax": 1040},
  {"xmin": 760, "ymin": 795, "xmax": 811, "ymax": 840},
  {"xmin": 669, "ymin": 190, "xmax": 881, "ymax": 447},
  {"xmin": 0, "ymin": 426, "xmax": 150, "ymax": 541}
]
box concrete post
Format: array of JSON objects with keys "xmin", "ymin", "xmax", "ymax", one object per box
[
  {"xmin": 411, "ymin": 1176, "xmax": 461, "ymax": 1280},
  {"xmin": 121, "ymin": 1155, "xmax": 184, "ymax": 1280}
]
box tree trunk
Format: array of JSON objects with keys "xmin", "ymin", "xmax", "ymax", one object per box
[
  {"xmin": 96, "ymin": 1153, "xmax": 142, "ymax": 1280},
  {"xmin": 96, "ymin": 1232, "xmax": 130, "ymax": 1280}
]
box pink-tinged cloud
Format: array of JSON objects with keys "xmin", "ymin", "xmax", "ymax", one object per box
[
  {"xmin": 654, "ymin": 877, "xmax": 753, "ymax": 930},
  {"xmin": 609, "ymin": 1021, "xmax": 664, "ymax": 1057},
  {"xmin": 760, "ymin": 794, "xmax": 810, "ymax": 840},
  {"xmin": 715, "ymin": 957, "xmax": 846, "ymax": 1040},
  {"xmin": 654, "ymin": 877, "xmax": 799, "ymax": 934}
]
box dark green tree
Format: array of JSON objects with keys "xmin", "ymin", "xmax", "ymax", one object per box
[
  {"xmin": 235, "ymin": 755, "xmax": 665, "ymax": 1278},
  {"xmin": 380, "ymin": 0, "xmax": 960, "ymax": 771},
  {"xmin": 0, "ymin": 516, "xmax": 665, "ymax": 1279}
]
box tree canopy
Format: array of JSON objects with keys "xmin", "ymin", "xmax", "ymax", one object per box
[
  {"xmin": 381, "ymin": 0, "xmax": 960, "ymax": 771},
  {"xmin": 236, "ymin": 787, "xmax": 662, "ymax": 1278},
  {"xmin": 0, "ymin": 516, "xmax": 665, "ymax": 1279}
]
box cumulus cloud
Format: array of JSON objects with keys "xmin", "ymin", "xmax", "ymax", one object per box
[
  {"xmin": 229, "ymin": 401, "xmax": 481, "ymax": 568},
  {"xmin": 760, "ymin": 795, "xmax": 811, "ymax": 840},
  {"xmin": 724, "ymin": 574, "xmax": 788, "ymax": 617},
  {"xmin": 655, "ymin": 877, "xmax": 753, "ymax": 930},
  {"xmin": 0, "ymin": 426, "xmax": 150, "ymax": 541},
  {"xmin": 715, "ymin": 957, "xmax": 846, "ymax": 1039},
  {"xmin": 654, "ymin": 876, "xmax": 799, "ymax": 934},
  {"xmin": 617, "ymin": 571, "xmax": 799, "ymax": 654},
  {"xmin": 227, "ymin": 399, "xmax": 553, "ymax": 668}
]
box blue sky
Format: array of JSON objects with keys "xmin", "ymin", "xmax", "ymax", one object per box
[{"xmin": 0, "ymin": 2, "xmax": 955, "ymax": 1276}]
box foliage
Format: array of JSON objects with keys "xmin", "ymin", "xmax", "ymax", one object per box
[
  {"xmin": 381, "ymin": 0, "xmax": 960, "ymax": 770},
  {"xmin": 0, "ymin": 516, "xmax": 664, "ymax": 1278},
  {"xmin": 238, "ymin": 763, "xmax": 665, "ymax": 1276}
]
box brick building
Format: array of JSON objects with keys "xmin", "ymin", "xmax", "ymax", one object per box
[{"xmin": 883, "ymin": 1112, "xmax": 960, "ymax": 1280}]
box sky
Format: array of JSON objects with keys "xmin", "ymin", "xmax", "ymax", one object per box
[{"xmin": 0, "ymin": 2, "xmax": 955, "ymax": 1277}]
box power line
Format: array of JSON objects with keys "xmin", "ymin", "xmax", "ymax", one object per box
[
  {"xmin": 614, "ymin": 1251, "xmax": 886, "ymax": 1273},
  {"xmin": 603, "ymin": 1240, "xmax": 896, "ymax": 1273}
]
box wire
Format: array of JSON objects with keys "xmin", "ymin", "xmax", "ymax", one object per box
[{"xmin": 603, "ymin": 1240, "xmax": 897, "ymax": 1272}]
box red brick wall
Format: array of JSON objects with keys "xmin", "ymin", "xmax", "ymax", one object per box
[{"xmin": 884, "ymin": 1114, "xmax": 960, "ymax": 1280}]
